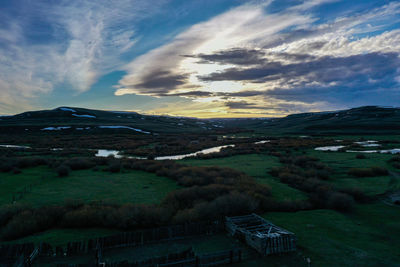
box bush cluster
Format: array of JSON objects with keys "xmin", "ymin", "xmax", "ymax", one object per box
[
  {"xmin": 348, "ymin": 167, "xmax": 388, "ymax": 177},
  {"xmin": 0, "ymin": 157, "xmax": 49, "ymax": 172},
  {"xmin": 356, "ymin": 154, "xmax": 367, "ymax": 159},
  {"xmin": 0, "ymin": 157, "xmax": 284, "ymax": 240},
  {"xmin": 56, "ymin": 165, "xmax": 70, "ymax": 177},
  {"xmin": 270, "ymin": 155, "xmax": 357, "ymax": 212},
  {"xmin": 389, "ymin": 156, "xmax": 400, "ymax": 169}
]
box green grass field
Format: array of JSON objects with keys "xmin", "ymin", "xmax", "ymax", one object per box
[
  {"xmin": 264, "ymin": 203, "xmax": 400, "ymax": 267},
  {"xmin": 2, "ymin": 137, "xmax": 400, "ymax": 266},
  {"xmin": 307, "ymin": 149, "xmax": 400, "ymax": 195},
  {"xmin": 0, "ymin": 167, "xmax": 180, "ymax": 207},
  {"xmin": 183, "ymin": 153, "xmax": 307, "ymax": 201}
]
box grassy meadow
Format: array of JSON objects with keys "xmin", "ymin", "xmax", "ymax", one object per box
[
  {"xmin": 183, "ymin": 153, "xmax": 308, "ymax": 201},
  {"xmin": 1, "ymin": 133, "xmax": 400, "ymax": 266},
  {"xmin": 0, "ymin": 166, "xmax": 179, "ymax": 207}
]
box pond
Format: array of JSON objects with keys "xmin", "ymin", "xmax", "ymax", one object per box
[
  {"xmin": 315, "ymin": 146, "xmax": 345, "ymax": 151},
  {"xmin": 155, "ymin": 145, "xmax": 235, "ymax": 160},
  {"xmin": 95, "ymin": 149, "xmax": 123, "ymax": 158},
  {"xmin": 0, "ymin": 144, "xmax": 31, "ymax": 149}
]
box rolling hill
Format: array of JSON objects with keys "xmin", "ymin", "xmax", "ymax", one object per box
[
  {"xmin": 0, "ymin": 107, "xmax": 224, "ymax": 134},
  {"xmin": 216, "ymin": 106, "xmax": 400, "ymax": 135},
  {"xmin": 1, "ymin": 106, "xmax": 399, "ymax": 135}
]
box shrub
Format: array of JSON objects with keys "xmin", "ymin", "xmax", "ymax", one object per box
[
  {"xmin": 12, "ymin": 168, "xmax": 21, "ymax": 174},
  {"xmin": 16, "ymin": 157, "xmax": 48, "ymax": 169},
  {"xmin": 0, "ymin": 204, "xmax": 27, "ymax": 227},
  {"xmin": 293, "ymin": 156, "xmax": 318, "ymax": 168},
  {"xmin": 108, "ymin": 162, "xmax": 121, "ymax": 173},
  {"xmin": 0, "ymin": 206, "xmax": 65, "ymax": 240},
  {"xmin": 327, "ymin": 192, "xmax": 354, "ymax": 212},
  {"xmin": 371, "ymin": 166, "xmax": 389, "ymax": 176},
  {"xmin": 389, "ymin": 156, "xmax": 400, "ymax": 162},
  {"xmin": 356, "ymin": 154, "xmax": 367, "ymax": 159},
  {"xmin": 392, "ymin": 163, "xmax": 400, "ymax": 169},
  {"xmin": 0, "ymin": 161, "xmax": 14, "ymax": 172},
  {"xmin": 173, "ymin": 192, "xmax": 258, "ymax": 223},
  {"xmin": 389, "ymin": 156, "xmax": 400, "ymax": 169},
  {"xmin": 348, "ymin": 167, "xmax": 388, "ymax": 177},
  {"xmin": 57, "ymin": 165, "xmax": 70, "ymax": 177},
  {"xmin": 64, "ymin": 158, "xmax": 95, "ymax": 170},
  {"xmin": 339, "ymin": 187, "xmax": 369, "ymax": 203}
]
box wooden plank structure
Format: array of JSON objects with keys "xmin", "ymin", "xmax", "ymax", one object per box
[{"xmin": 225, "ymin": 214, "xmax": 296, "ymax": 256}]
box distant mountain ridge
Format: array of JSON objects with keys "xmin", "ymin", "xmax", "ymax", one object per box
[
  {"xmin": 1, "ymin": 106, "xmax": 399, "ymax": 135},
  {"xmin": 0, "ymin": 107, "xmax": 222, "ymax": 134},
  {"xmin": 252, "ymin": 106, "xmax": 400, "ymax": 135}
]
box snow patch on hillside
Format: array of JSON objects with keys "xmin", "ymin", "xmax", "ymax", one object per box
[
  {"xmin": 72, "ymin": 114, "xmax": 96, "ymax": 118},
  {"xmin": 41, "ymin": 126, "xmax": 71, "ymax": 131},
  {"xmin": 59, "ymin": 107, "xmax": 76, "ymax": 112},
  {"xmin": 98, "ymin": 126, "xmax": 150, "ymax": 134}
]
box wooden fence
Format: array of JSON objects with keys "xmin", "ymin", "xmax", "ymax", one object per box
[
  {"xmin": 0, "ymin": 243, "xmax": 35, "ymax": 260},
  {"xmin": 56, "ymin": 248, "xmax": 242, "ymax": 267},
  {"xmin": 1, "ymin": 220, "xmax": 225, "ymax": 266},
  {"xmin": 65, "ymin": 220, "xmax": 224, "ymax": 256}
]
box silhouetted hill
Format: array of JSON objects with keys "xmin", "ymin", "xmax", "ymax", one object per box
[
  {"xmin": 1, "ymin": 106, "xmax": 399, "ymax": 135},
  {"xmin": 245, "ymin": 106, "xmax": 400, "ymax": 135},
  {"xmin": 0, "ymin": 107, "xmax": 223, "ymax": 134}
]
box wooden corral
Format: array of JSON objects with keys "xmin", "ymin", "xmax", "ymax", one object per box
[{"xmin": 225, "ymin": 214, "xmax": 296, "ymax": 256}]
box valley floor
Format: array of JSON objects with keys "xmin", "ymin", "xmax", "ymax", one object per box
[{"xmin": 1, "ymin": 134, "xmax": 400, "ymax": 266}]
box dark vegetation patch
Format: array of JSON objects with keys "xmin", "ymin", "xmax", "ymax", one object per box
[
  {"xmin": 56, "ymin": 165, "xmax": 70, "ymax": 177},
  {"xmin": 0, "ymin": 135, "xmax": 387, "ymax": 241},
  {"xmin": 269, "ymin": 153, "xmax": 369, "ymax": 211},
  {"xmin": 356, "ymin": 154, "xmax": 367, "ymax": 159},
  {"xmin": 389, "ymin": 155, "xmax": 400, "ymax": 169},
  {"xmin": 347, "ymin": 167, "xmax": 389, "ymax": 177},
  {"xmin": 0, "ymin": 156, "xmax": 310, "ymax": 241},
  {"xmin": 0, "ymin": 133, "xmax": 239, "ymax": 158},
  {"xmin": 192, "ymin": 138, "xmax": 339, "ymax": 160}
]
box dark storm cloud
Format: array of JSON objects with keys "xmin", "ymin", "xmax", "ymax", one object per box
[
  {"xmin": 224, "ymin": 100, "xmax": 316, "ymax": 116},
  {"xmin": 262, "ymin": 85, "xmax": 400, "ymax": 105},
  {"xmin": 168, "ymin": 91, "xmax": 214, "ymax": 97},
  {"xmin": 187, "ymin": 48, "xmax": 267, "ymax": 65},
  {"xmin": 225, "ymin": 101, "xmax": 258, "ymax": 109},
  {"xmin": 218, "ymin": 91, "xmax": 264, "ymax": 97},
  {"xmin": 199, "ymin": 52, "xmax": 400, "ymax": 87},
  {"xmin": 134, "ymin": 70, "xmax": 189, "ymax": 90},
  {"xmin": 188, "ymin": 48, "xmax": 317, "ymax": 66}
]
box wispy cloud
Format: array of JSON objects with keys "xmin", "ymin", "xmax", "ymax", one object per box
[
  {"xmin": 0, "ymin": 0, "xmax": 167, "ymax": 113},
  {"xmin": 1, "ymin": 0, "xmax": 399, "ymax": 116},
  {"xmin": 115, "ymin": 0, "xmax": 400, "ymax": 116}
]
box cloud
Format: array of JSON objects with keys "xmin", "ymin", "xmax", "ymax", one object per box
[
  {"xmin": 134, "ymin": 71, "xmax": 189, "ymax": 92},
  {"xmin": 0, "ymin": 0, "xmax": 167, "ymax": 113},
  {"xmin": 114, "ymin": 0, "xmax": 400, "ymax": 116},
  {"xmin": 188, "ymin": 48, "xmax": 267, "ymax": 66},
  {"xmin": 1, "ymin": 0, "xmax": 399, "ymax": 116},
  {"xmin": 200, "ymin": 52, "xmax": 400, "ymax": 86},
  {"xmin": 225, "ymin": 101, "xmax": 258, "ymax": 109},
  {"xmin": 115, "ymin": 1, "xmax": 314, "ymax": 96}
]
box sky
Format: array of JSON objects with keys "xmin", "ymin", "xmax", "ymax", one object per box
[{"xmin": 0, "ymin": 0, "xmax": 399, "ymax": 117}]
